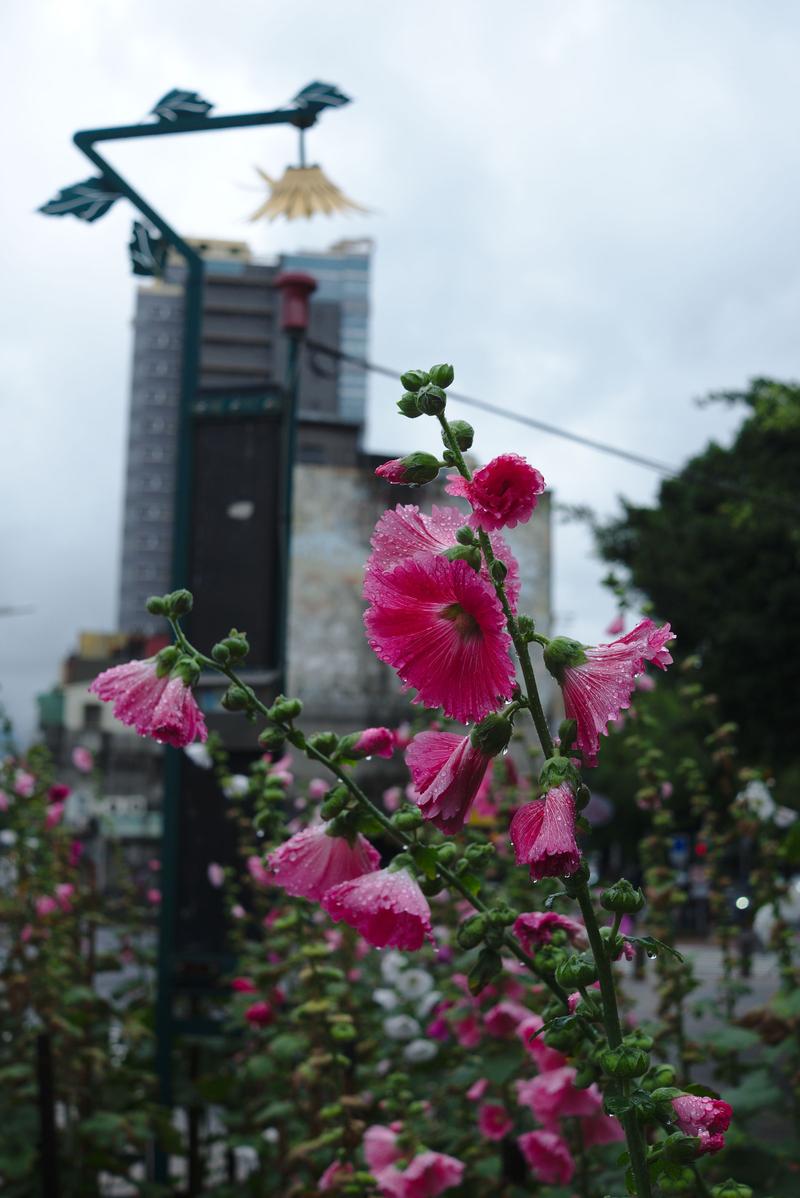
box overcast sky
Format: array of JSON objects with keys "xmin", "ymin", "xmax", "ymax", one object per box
[{"xmin": 2, "ymin": 0, "xmax": 799, "ymax": 743}]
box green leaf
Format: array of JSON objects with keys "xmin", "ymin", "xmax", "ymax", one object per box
[
  {"xmin": 544, "ymin": 890, "xmax": 569, "ymax": 909},
  {"xmin": 38, "ymin": 176, "xmax": 121, "ymax": 223},
  {"xmin": 625, "ymin": 935, "xmax": 684, "ymax": 961},
  {"xmin": 411, "ymin": 845, "xmax": 439, "ymax": 880},
  {"xmin": 682, "ymin": 1083, "xmax": 721, "ymax": 1099}
]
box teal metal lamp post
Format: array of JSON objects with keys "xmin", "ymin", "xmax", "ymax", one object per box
[{"xmin": 40, "ymin": 83, "xmax": 353, "ymax": 1183}]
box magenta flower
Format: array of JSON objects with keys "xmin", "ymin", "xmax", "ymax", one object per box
[
  {"xmin": 55, "ymin": 883, "xmax": 75, "ymax": 912},
  {"xmin": 517, "ymin": 1014, "xmax": 568, "ymax": 1072},
  {"xmin": 513, "ymin": 910, "xmax": 588, "ymax": 952},
  {"xmin": 351, "ymin": 727, "xmax": 396, "ymax": 759},
  {"xmin": 45, "ymin": 803, "xmax": 66, "ymax": 830},
  {"xmin": 247, "ymin": 855, "xmax": 271, "ymax": 888},
  {"xmin": 48, "ymin": 784, "xmax": 71, "ymax": 804},
  {"xmin": 364, "ymin": 554, "xmax": 515, "ymax": 724},
  {"xmin": 0, "ymin": 791, "xmax": 8, "ymax": 813},
  {"xmin": 244, "ymin": 1000, "xmax": 274, "ymax": 1027},
  {"xmin": 582, "ymin": 1112, "xmax": 625, "ymax": 1147},
  {"xmin": 478, "ymin": 1103, "xmax": 513, "ymax": 1141},
  {"xmin": 267, "ymin": 825, "xmax": 381, "ymax": 902},
  {"xmin": 374, "ymin": 1151, "xmax": 465, "ymax": 1198},
  {"xmin": 69, "ymin": 840, "xmax": 83, "ymax": 867},
  {"xmin": 147, "ymin": 888, "xmax": 161, "ymax": 905},
  {"xmin": 405, "ymin": 732, "xmax": 492, "ymax": 834},
  {"xmin": 89, "ymin": 658, "xmax": 207, "ymax": 748},
  {"xmin": 231, "ymin": 976, "xmax": 257, "ymax": 993},
  {"xmin": 322, "ymin": 867, "xmax": 433, "ymax": 950},
  {"xmin": 319, "ymin": 1161, "xmax": 354, "ymax": 1191},
  {"xmin": 35, "ymin": 896, "xmax": 59, "ymax": 918},
  {"xmin": 517, "ymin": 1067, "xmax": 602, "ymax": 1129},
  {"xmin": 671, "ymin": 1094, "xmax": 733, "ymax": 1154},
  {"xmin": 517, "ymin": 1130, "xmax": 575, "ymax": 1186},
  {"xmin": 483, "ymin": 1000, "xmax": 530, "ymax": 1037},
  {"xmin": 363, "ymin": 1124, "xmax": 402, "ymax": 1173},
  {"xmin": 445, "ymin": 454, "xmax": 545, "ymax": 531},
  {"xmin": 14, "ymin": 770, "xmax": 35, "ymax": 798},
  {"xmin": 71, "ymin": 746, "xmax": 94, "ymax": 773},
  {"xmin": 367, "ymin": 503, "xmax": 521, "ymax": 611},
  {"xmin": 466, "ymin": 1078, "xmax": 489, "ymax": 1102},
  {"xmin": 509, "ymin": 784, "xmax": 581, "ymax": 880},
  {"xmin": 544, "ymin": 619, "xmax": 674, "ymax": 767}
]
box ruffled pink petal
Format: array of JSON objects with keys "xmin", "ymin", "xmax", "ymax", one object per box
[
  {"xmin": 517, "ymin": 1130, "xmax": 575, "ymax": 1186},
  {"xmin": 267, "ymin": 826, "xmax": 381, "ymax": 902},
  {"xmin": 671, "ymin": 1095, "xmax": 733, "ymax": 1155},
  {"xmin": 512, "ymin": 910, "xmax": 588, "ymax": 952},
  {"xmin": 322, "ymin": 868, "xmax": 433, "ymax": 950},
  {"xmin": 89, "ymin": 659, "xmax": 207, "ymax": 748},
  {"xmin": 509, "ymin": 785, "xmax": 581, "ymax": 880},
  {"xmin": 516, "ymin": 1066, "xmax": 602, "ymax": 1127},
  {"xmin": 478, "ymin": 1103, "xmax": 513, "ymax": 1142},
  {"xmin": 364, "ymin": 555, "xmax": 514, "ymax": 724},
  {"xmin": 445, "ymin": 455, "xmax": 545, "ymax": 531},
  {"xmin": 405, "ymin": 732, "xmax": 491, "ymax": 834},
  {"xmin": 363, "ymin": 1125, "xmax": 401, "ymax": 1172}
]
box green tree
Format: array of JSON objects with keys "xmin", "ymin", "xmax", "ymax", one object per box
[{"xmin": 595, "ymin": 378, "xmax": 800, "ymax": 778}]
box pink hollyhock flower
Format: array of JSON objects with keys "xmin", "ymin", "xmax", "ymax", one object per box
[
  {"xmin": 35, "ymin": 896, "xmax": 59, "ymax": 918},
  {"xmin": 244, "ymin": 1000, "xmax": 274, "ymax": 1027},
  {"xmin": 55, "ymin": 883, "xmax": 75, "ymax": 912},
  {"xmin": 582, "ymin": 1112, "xmax": 625, "ymax": 1147},
  {"xmin": 517, "ymin": 1130, "xmax": 575, "ymax": 1186},
  {"xmin": 89, "ymin": 658, "xmax": 207, "ymax": 748},
  {"xmin": 20, "ymin": 924, "xmax": 33, "ymax": 944},
  {"xmin": 375, "ymin": 1152, "xmax": 465, "ymax": 1198},
  {"xmin": 405, "ymin": 732, "xmax": 492, "ymax": 834},
  {"xmin": 510, "ymin": 784, "xmax": 581, "ymax": 880},
  {"xmin": 513, "ymin": 910, "xmax": 588, "ymax": 952},
  {"xmin": 426, "ymin": 1016, "xmax": 451, "ymax": 1042},
  {"xmin": 544, "ymin": 619, "xmax": 674, "ymax": 767},
  {"xmin": 0, "ymin": 790, "xmax": 8, "ymax": 812},
  {"xmin": 364, "ymin": 554, "xmax": 514, "ymax": 724},
  {"xmin": 309, "ymin": 778, "xmax": 330, "ymax": 800},
  {"xmin": 48, "ymin": 783, "xmax": 71, "ymax": 804},
  {"xmin": 445, "ymin": 454, "xmax": 545, "ymax": 531},
  {"xmin": 207, "ymin": 862, "xmax": 225, "ymax": 888},
  {"xmin": 319, "ymin": 1160, "xmax": 354, "ymax": 1191},
  {"xmin": 231, "ymin": 976, "xmax": 257, "ymax": 993},
  {"xmin": 606, "ymin": 613, "xmax": 626, "ymax": 636},
  {"xmin": 466, "ymin": 1077, "xmax": 489, "ymax": 1102},
  {"xmin": 516, "ymin": 1014, "xmax": 568, "ymax": 1072},
  {"xmin": 247, "ymin": 855, "xmax": 271, "ymax": 887},
  {"xmin": 367, "ymin": 503, "xmax": 521, "ymax": 611},
  {"xmin": 147, "ymin": 888, "xmax": 161, "ymax": 905},
  {"xmin": 478, "ymin": 1103, "xmax": 513, "ymax": 1141},
  {"xmin": 69, "ymin": 840, "xmax": 83, "ymax": 867},
  {"xmin": 383, "ymin": 786, "xmax": 403, "ymax": 812},
  {"xmin": 231, "ymin": 904, "xmax": 246, "ymax": 920},
  {"xmin": 635, "ymin": 671, "xmax": 656, "ymax": 692},
  {"xmin": 363, "ymin": 1125, "xmax": 402, "ymax": 1172},
  {"xmin": 671, "ymin": 1094, "xmax": 733, "ymax": 1154},
  {"xmin": 454, "ymin": 1014, "xmax": 482, "ymax": 1048},
  {"xmin": 72, "ymin": 746, "xmax": 94, "ymax": 773},
  {"xmin": 351, "ymin": 727, "xmax": 396, "ymax": 759},
  {"xmin": 45, "ymin": 803, "xmax": 65, "ymax": 830},
  {"xmin": 322, "ymin": 868, "xmax": 433, "ymax": 951},
  {"xmin": 14, "ymin": 770, "xmax": 35, "ymax": 797},
  {"xmin": 516, "ymin": 1067, "xmax": 602, "ymax": 1128},
  {"xmin": 483, "ymin": 1000, "xmax": 530, "ymax": 1037},
  {"xmin": 267, "ymin": 825, "xmax": 381, "ymax": 902}
]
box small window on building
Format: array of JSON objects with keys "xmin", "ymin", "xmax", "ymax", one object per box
[{"xmin": 83, "ymin": 704, "xmax": 102, "ymax": 729}]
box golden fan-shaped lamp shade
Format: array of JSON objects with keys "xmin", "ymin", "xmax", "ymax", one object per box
[{"xmin": 248, "ymin": 165, "xmax": 369, "ymax": 222}]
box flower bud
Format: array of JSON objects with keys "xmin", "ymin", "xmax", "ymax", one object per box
[
  {"xmin": 435, "ymin": 842, "xmax": 458, "ymax": 864},
  {"xmin": 455, "ymin": 525, "xmax": 475, "ymax": 545},
  {"xmin": 516, "ymin": 615, "xmax": 537, "ymax": 642},
  {"xmin": 176, "ymin": 655, "xmax": 200, "ymax": 687},
  {"xmin": 221, "ymin": 630, "xmax": 250, "ymax": 661},
  {"xmin": 543, "ymin": 636, "xmax": 588, "ymax": 680},
  {"xmin": 397, "ymin": 392, "xmax": 423, "ymax": 418},
  {"xmin": 711, "ymin": 1182, "xmax": 753, "ymax": 1198},
  {"xmin": 539, "ymin": 756, "xmax": 579, "ymax": 791},
  {"xmin": 167, "ymin": 589, "xmax": 193, "ymax": 617},
  {"xmin": 659, "ymin": 1167, "xmax": 696, "ymax": 1194},
  {"xmin": 600, "ymin": 1045, "xmax": 649, "ymax": 1079},
  {"xmin": 661, "ymin": 1133, "xmax": 701, "ymax": 1164},
  {"xmin": 420, "ymin": 876, "xmax": 445, "ymax": 896},
  {"xmin": 155, "ymin": 645, "xmax": 181, "ymax": 676},
  {"xmin": 416, "ymin": 385, "xmax": 448, "ymax": 416},
  {"xmin": 457, "ymin": 914, "xmax": 486, "ymax": 949},
  {"xmin": 398, "ymin": 452, "xmax": 442, "ymax": 484},
  {"xmin": 400, "ymin": 369, "xmax": 430, "ymax": 392},
  {"xmin": 601, "ymin": 879, "xmax": 646, "ymax": 914},
  {"xmin": 308, "ymin": 731, "xmax": 340, "ymax": 756},
  {"xmin": 465, "ymin": 842, "xmax": 495, "ymax": 866},
  {"xmin": 446, "ymin": 419, "xmax": 473, "ymax": 450},
  {"xmin": 221, "ymin": 685, "xmax": 251, "ymax": 712},
  {"xmin": 429, "ymin": 363, "xmax": 455, "ymax": 388},
  {"xmin": 489, "ymin": 559, "xmax": 507, "ymax": 584},
  {"xmin": 267, "ymin": 695, "xmax": 303, "ymax": 722},
  {"xmin": 444, "ymin": 545, "xmax": 482, "ymax": 572},
  {"xmin": 643, "ymin": 1064, "xmax": 677, "ymax": 1091},
  {"xmin": 470, "ymin": 712, "xmax": 513, "ymax": 757},
  {"xmin": 554, "ymin": 952, "xmax": 598, "ymax": 989},
  {"xmin": 394, "ymin": 808, "xmax": 423, "ymax": 830},
  {"xmin": 320, "ymin": 791, "xmax": 349, "ymax": 820},
  {"xmin": 145, "ymin": 595, "xmax": 168, "ymax": 616},
  {"xmin": 211, "ymin": 642, "xmax": 231, "ymax": 666}
]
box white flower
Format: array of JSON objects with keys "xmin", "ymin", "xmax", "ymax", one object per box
[
  {"xmin": 383, "ymin": 1014, "xmax": 421, "ymax": 1041},
  {"xmin": 261, "ymin": 1128, "xmax": 279, "ymax": 1144},
  {"xmin": 373, "ymin": 988, "xmax": 399, "ymax": 1011},
  {"xmin": 416, "ymin": 990, "xmax": 442, "ymax": 1018},
  {"xmin": 403, "ymin": 1039, "xmax": 438, "ymax": 1063},
  {"xmin": 184, "ymin": 743, "xmax": 213, "ymax": 770},
  {"xmin": 380, "ymin": 951, "xmax": 408, "ymax": 983},
  {"xmin": 223, "ymin": 774, "xmax": 249, "ymax": 798},
  {"xmin": 0, "ymin": 830, "xmax": 17, "ymax": 846},
  {"xmin": 394, "ymin": 968, "xmax": 434, "ymax": 1000},
  {"xmin": 737, "ymin": 779, "xmax": 775, "ymax": 820}
]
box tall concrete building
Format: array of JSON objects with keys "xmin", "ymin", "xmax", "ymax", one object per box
[{"xmin": 118, "ymin": 237, "xmax": 372, "ymax": 636}]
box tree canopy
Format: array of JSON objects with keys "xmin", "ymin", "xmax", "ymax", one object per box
[{"xmin": 595, "ymin": 378, "xmax": 800, "ymax": 778}]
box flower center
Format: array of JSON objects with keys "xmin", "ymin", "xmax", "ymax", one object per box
[{"xmin": 439, "ymin": 603, "xmax": 481, "ymax": 641}]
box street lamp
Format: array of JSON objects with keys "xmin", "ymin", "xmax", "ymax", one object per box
[{"xmin": 40, "ymin": 82, "xmax": 356, "ymax": 1183}]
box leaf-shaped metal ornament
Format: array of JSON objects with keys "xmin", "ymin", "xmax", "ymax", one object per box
[
  {"xmin": 293, "ymin": 81, "xmax": 350, "ymax": 112},
  {"xmin": 38, "ymin": 176, "xmax": 121, "ymax": 223},
  {"xmin": 150, "ymin": 89, "xmax": 214, "ymax": 123},
  {"xmin": 128, "ymin": 221, "xmax": 167, "ymax": 277}
]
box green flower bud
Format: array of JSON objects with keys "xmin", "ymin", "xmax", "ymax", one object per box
[
  {"xmin": 155, "ymin": 645, "xmax": 181, "ymax": 677},
  {"xmin": 661, "ymin": 1132, "xmax": 701, "ymax": 1163},
  {"xmin": 145, "ymin": 595, "xmax": 168, "ymax": 616},
  {"xmin": 399, "ymin": 369, "xmax": 430, "ymax": 392},
  {"xmin": 429, "ymin": 363, "xmax": 455, "ymax": 388},
  {"xmin": 393, "ymin": 808, "xmax": 423, "ymax": 830},
  {"xmin": 221, "ymin": 630, "xmax": 249, "ymax": 661},
  {"xmin": 457, "ymin": 914, "xmax": 486, "ymax": 949},
  {"xmin": 543, "ymin": 636, "xmax": 588, "ymax": 681},
  {"xmin": 267, "ymin": 695, "xmax": 303, "ymax": 722},
  {"xmin": 555, "ymin": 952, "xmax": 598, "ymax": 989},
  {"xmin": 419, "ymin": 875, "xmax": 445, "ymax": 896},
  {"xmin": 444, "ymin": 545, "xmax": 482, "ymax": 571},
  {"xmin": 397, "ymin": 392, "xmax": 423, "ymax": 418},
  {"xmin": 600, "ymin": 1045, "xmax": 649, "ymax": 1079},
  {"xmin": 533, "ymin": 945, "xmax": 564, "ymax": 975},
  {"xmin": 258, "ymin": 726, "xmax": 286, "ymax": 754},
  {"xmin": 320, "ymin": 790, "xmax": 349, "ymax": 820},
  {"xmin": 464, "ymin": 842, "xmax": 495, "ymax": 865},
  {"xmin": 221, "ymin": 685, "xmax": 251, "ymax": 712},
  {"xmin": 470, "ymin": 712, "xmax": 513, "ymax": 757},
  {"xmin": 643, "ymin": 1064, "xmax": 677, "ymax": 1091},
  {"xmin": 435, "ymin": 841, "xmax": 458, "ymax": 863},
  {"xmin": 176, "ymin": 655, "xmax": 200, "ymax": 687},
  {"xmin": 167, "ymin": 588, "xmax": 193, "ymax": 617},
  {"xmin": 489, "ymin": 559, "xmax": 507, "ymax": 584},
  {"xmin": 601, "ymin": 879, "xmax": 646, "ymax": 914},
  {"xmin": 539, "ymin": 756, "xmax": 579, "ymax": 791},
  {"xmin": 446, "ymin": 419, "xmax": 473, "ymax": 450},
  {"xmin": 416, "ymin": 385, "xmax": 448, "ymax": 416},
  {"xmin": 398, "ymin": 452, "xmax": 442, "ymax": 485},
  {"xmin": 516, "ymin": 615, "xmax": 537, "ymax": 642},
  {"xmin": 308, "ymin": 731, "xmax": 340, "ymax": 756},
  {"xmin": 211, "ymin": 642, "xmax": 231, "ymax": 666},
  {"xmin": 711, "ymin": 1181, "xmax": 753, "ymax": 1198},
  {"xmin": 455, "ymin": 525, "xmax": 475, "ymax": 545}
]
